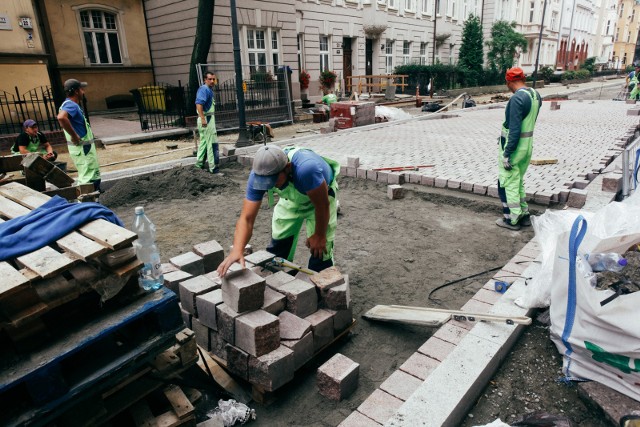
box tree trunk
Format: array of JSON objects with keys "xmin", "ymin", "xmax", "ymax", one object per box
[{"xmin": 187, "ymin": 0, "xmax": 215, "ymax": 115}]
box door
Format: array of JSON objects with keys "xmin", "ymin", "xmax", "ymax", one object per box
[
  {"xmin": 343, "ymin": 38, "xmax": 353, "ymax": 94},
  {"xmin": 366, "ymin": 39, "xmax": 373, "ymax": 94}
]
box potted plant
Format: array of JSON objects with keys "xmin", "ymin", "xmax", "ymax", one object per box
[
  {"xmin": 299, "ymin": 70, "xmax": 311, "ymax": 101},
  {"xmin": 319, "ymin": 70, "xmax": 337, "ymax": 90}
]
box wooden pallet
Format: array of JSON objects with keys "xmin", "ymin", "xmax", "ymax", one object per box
[
  {"xmin": 0, "ymin": 182, "xmax": 138, "ymax": 334},
  {"xmin": 0, "ymin": 288, "xmax": 185, "ymax": 426}
]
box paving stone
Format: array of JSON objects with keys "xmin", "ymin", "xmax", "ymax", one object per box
[
  {"xmin": 163, "ymin": 270, "xmax": 193, "ymax": 295},
  {"xmin": 278, "ymin": 311, "xmax": 312, "ymax": 340},
  {"xmin": 170, "ymin": 251, "xmax": 205, "ymax": 276},
  {"xmin": 262, "ymin": 287, "xmax": 286, "ymax": 315},
  {"xmin": 337, "ymin": 411, "xmax": 381, "ymax": 427},
  {"xmin": 487, "ymin": 184, "xmax": 499, "ymax": 198},
  {"xmin": 250, "ymin": 265, "xmax": 272, "ymax": 278},
  {"xmin": 225, "ymin": 344, "xmax": 249, "ymax": 380},
  {"xmin": 345, "ymin": 167, "xmax": 356, "ymax": 177},
  {"xmin": 417, "ymin": 336, "xmax": 457, "ymax": 362},
  {"xmin": 191, "ymin": 318, "xmax": 210, "ymax": 351},
  {"xmin": 366, "ymin": 170, "xmax": 377, "ymax": 181},
  {"xmin": 502, "ymin": 261, "xmax": 528, "ymax": 275},
  {"xmin": 347, "ymin": 156, "xmax": 360, "ymax": 168},
  {"xmin": 421, "ymin": 176, "xmax": 435, "ymax": 186},
  {"xmin": 244, "ymin": 249, "xmax": 276, "ymax": 267},
  {"xmin": 305, "ymin": 309, "xmax": 335, "ymax": 351},
  {"xmin": 216, "ymin": 303, "xmax": 240, "ymax": 344},
  {"xmin": 447, "ymin": 179, "xmax": 461, "ymax": 189},
  {"xmin": 460, "ymin": 181, "xmax": 474, "ymax": 192},
  {"xmin": 210, "ymin": 329, "xmax": 228, "ymax": 361},
  {"xmin": 567, "ymin": 188, "xmax": 588, "ymax": 208},
  {"xmin": 317, "ymin": 353, "xmax": 360, "ymax": 401},
  {"xmin": 221, "ymin": 268, "xmax": 266, "ymax": 313},
  {"xmin": 279, "ymin": 278, "xmax": 318, "ymax": 318},
  {"xmin": 387, "ymin": 184, "xmax": 404, "ymax": 199},
  {"xmin": 434, "ymin": 177, "xmax": 447, "ymax": 188},
  {"xmin": 326, "ymin": 306, "xmax": 354, "ymax": 334},
  {"xmin": 196, "ymin": 289, "xmax": 224, "ymax": 330},
  {"xmin": 320, "ymin": 279, "xmax": 351, "ymax": 310},
  {"xmin": 627, "ymin": 108, "xmax": 640, "ymax": 115},
  {"xmin": 235, "ymin": 310, "xmax": 280, "ymax": 357},
  {"xmin": 399, "ymin": 352, "xmax": 441, "ymax": 380},
  {"xmin": 472, "ymin": 288, "xmax": 503, "ymax": 305},
  {"xmin": 533, "ymin": 191, "xmax": 552, "ymax": 205},
  {"xmin": 473, "ymin": 183, "xmax": 487, "ymax": 195},
  {"xmin": 179, "ymin": 302, "xmax": 192, "ymax": 329},
  {"xmin": 376, "ymin": 171, "xmax": 389, "ymax": 183},
  {"xmin": 379, "ymin": 369, "xmax": 423, "ymax": 401},
  {"xmin": 295, "ymin": 270, "xmax": 314, "ymax": 284},
  {"xmin": 265, "ymin": 271, "xmax": 296, "ymax": 290},
  {"xmin": 432, "ymin": 323, "xmax": 470, "ymax": 345},
  {"xmin": 248, "ymin": 345, "xmax": 295, "ymax": 392},
  {"xmin": 203, "ymin": 270, "xmax": 223, "ymax": 286},
  {"xmin": 282, "ymin": 331, "xmax": 314, "ymax": 370},
  {"xmin": 192, "ymin": 240, "xmax": 225, "ymax": 273},
  {"xmin": 356, "ymin": 168, "xmax": 367, "ymax": 179},
  {"xmin": 408, "ymin": 173, "xmax": 422, "ymax": 184},
  {"xmin": 602, "ymin": 172, "xmax": 623, "ymax": 192},
  {"xmin": 179, "ymin": 275, "xmax": 219, "ymax": 316},
  {"xmin": 228, "ymin": 244, "xmax": 253, "ymax": 256},
  {"xmin": 387, "ymin": 173, "xmax": 405, "ymax": 185},
  {"xmin": 161, "ymin": 263, "xmax": 179, "ymax": 274},
  {"xmin": 310, "ymin": 266, "xmax": 345, "ymax": 293},
  {"xmin": 357, "ymin": 389, "xmax": 403, "ymax": 424},
  {"xmin": 573, "ymin": 179, "xmax": 591, "ymax": 189},
  {"xmin": 460, "ymin": 298, "xmax": 492, "ymax": 314}
]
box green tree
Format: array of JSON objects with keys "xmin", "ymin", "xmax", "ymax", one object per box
[
  {"xmin": 187, "ymin": 0, "xmax": 215, "ymax": 115},
  {"xmin": 457, "ymin": 14, "xmax": 484, "ymax": 86},
  {"xmin": 486, "ymin": 21, "xmax": 527, "ymax": 74},
  {"xmin": 581, "ymin": 56, "xmax": 596, "ymax": 74}
]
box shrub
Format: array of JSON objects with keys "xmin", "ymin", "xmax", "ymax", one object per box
[
  {"xmin": 319, "ymin": 70, "xmax": 337, "ymax": 88},
  {"xmin": 539, "ymin": 66, "xmax": 553, "ymax": 82}
]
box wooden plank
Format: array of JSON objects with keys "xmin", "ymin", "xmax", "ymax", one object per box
[
  {"xmin": 110, "ymin": 257, "xmax": 143, "ymax": 278},
  {"xmin": 21, "ymin": 154, "xmax": 75, "ymax": 189},
  {"xmin": 79, "ymin": 219, "xmax": 137, "ymax": 250},
  {"xmin": 0, "ymin": 156, "xmax": 24, "ymax": 172},
  {"xmin": 530, "ymin": 158, "xmax": 558, "ymax": 165},
  {"xmin": 155, "ymin": 410, "xmax": 195, "ymax": 427},
  {"xmin": 57, "ymin": 231, "xmax": 110, "ymax": 261},
  {"xmin": 0, "ymin": 195, "xmax": 31, "ymax": 219},
  {"xmin": 196, "ymin": 345, "xmax": 252, "ymax": 404},
  {"xmin": 16, "ymin": 246, "xmax": 76, "ymax": 279},
  {"xmin": 163, "ymin": 385, "xmax": 194, "ymax": 420},
  {"xmin": 102, "ymin": 367, "xmax": 152, "ymax": 400},
  {"xmin": 0, "ymin": 181, "xmax": 50, "ymax": 209},
  {"xmin": 0, "ymin": 261, "xmax": 30, "ymax": 298},
  {"xmin": 363, "ymin": 305, "xmax": 450, "ymax": 327}
]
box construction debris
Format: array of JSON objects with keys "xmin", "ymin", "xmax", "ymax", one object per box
[{"xmin": 530, "ymin": 158, "xmax": 559, "ymax": 165}]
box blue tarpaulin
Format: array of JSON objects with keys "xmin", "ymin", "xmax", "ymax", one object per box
[{"xmin": 0, "ymin": 196, "xmax": 124, "ymax": 261}]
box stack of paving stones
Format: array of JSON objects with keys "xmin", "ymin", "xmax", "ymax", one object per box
[
  {"xmin": 337, "ymin": 239, "xmax": 542, "ymax": 426},
  {"xmin": 163, "ymin": 244, "xmax": 354, "ymax": 393}
]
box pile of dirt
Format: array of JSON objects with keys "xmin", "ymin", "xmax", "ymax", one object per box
[{"xmin": 101, "ymin": 164, "xmax": 241, "ymax": 208}]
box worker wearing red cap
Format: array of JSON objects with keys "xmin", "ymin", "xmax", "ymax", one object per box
[{"xmin": 496, "ymin": 67, "xmax": 542, "ymax": 231}]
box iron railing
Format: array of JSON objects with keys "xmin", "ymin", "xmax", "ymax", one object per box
[{"xmin": 0, "ymin": 86, "xmax": 60, "ymax": 135}]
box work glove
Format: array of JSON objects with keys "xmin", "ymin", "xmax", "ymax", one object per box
[{"xmin": 502, "ymin": 156, "xmax": 512, "ymax": 171}]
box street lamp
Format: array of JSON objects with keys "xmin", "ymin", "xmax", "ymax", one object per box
[
  {"xmin": 230, "ymin": 0, "xmax": 252, "ymax": 147},
  {"xmin": 531, "ymin": 0, "xmax": 548, "ymax": 88}
]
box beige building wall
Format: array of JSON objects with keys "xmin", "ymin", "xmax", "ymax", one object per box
[
  {"xmin": 0, "ymin": 63, "xmax": 50, "ymax": 93},
  {"xmin": 0, "ymin": 1, "xmax": 46, "ymax": 54},
  {"xmin": 42, "ymin": 0, "xmax": 154, "ymax": 110},
  {"xmin": 613, "ymin": 0, "xmax": 640, "ymax": 68}
]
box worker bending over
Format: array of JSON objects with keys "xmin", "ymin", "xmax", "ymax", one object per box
[
  {"xmin": 496, "ymin": 67, "xmax": 542, "ymax": 231},
  {"xmin": 217, "ymin": 144, "xmax": 340, "ymax": 276}
]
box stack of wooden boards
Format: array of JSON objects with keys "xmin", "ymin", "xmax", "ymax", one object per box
[
  {"xmin": 0, "ymin": 182, "xmax": 192, "ymax": 426},
  {"xmin": 0, "ymin": 154, "xmax": 97, "ymax": 202},
  {"xmin": 165, "ymin": 246, "xmax": 355, "ymax": 401}
]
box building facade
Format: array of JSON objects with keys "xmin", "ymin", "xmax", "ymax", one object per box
[{"xmin": 613, "ymin": 0, "xmax": 640, "ymax": 69}]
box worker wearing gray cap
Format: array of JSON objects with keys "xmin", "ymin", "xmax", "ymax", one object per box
[
  {"xmin": 57, "ymin": 79, "xmax": 101, "ymax": 191},
  {"xmin": 217, "ymin": 144, "xmax": 340, "ymax": 276}
]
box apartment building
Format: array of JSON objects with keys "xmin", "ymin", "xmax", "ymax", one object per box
[{"xmin": 613, "ymin": 0, "xmax": 640, "ymax": 68}]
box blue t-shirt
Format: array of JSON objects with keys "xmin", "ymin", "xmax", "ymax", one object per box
[
  {"xmin": 246, "ymin": 149, "xmax": 333, "ymax": 202},
  {"xmin": 60, "ymin": 99, "xmax": 88, "ymax": 138},
  {"xmin": 195, "ymin": 84, "xmax": 214, "ymax": 111}
]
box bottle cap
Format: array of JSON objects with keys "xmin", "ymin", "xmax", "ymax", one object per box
[
  {"xmin": 619, "ymin": 258, "xmax": 628, "ymax": 266},
  {"xmin": 135, "ymin": 206, "xmax": 144, "ymax": 214}
]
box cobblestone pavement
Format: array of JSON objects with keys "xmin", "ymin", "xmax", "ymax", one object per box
[{"xmin": 288, "ymin": 98, "xmax": 638, "ymax": 204}]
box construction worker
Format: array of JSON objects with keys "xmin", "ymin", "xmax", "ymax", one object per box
[
  {"xmin": 496, "ymin": 67, "xmax": 542, "ymax": 231},
  {"xmin": 57, "ymin": 79, "xmax": 101, "ymax": 191},
  {"xmin": 12, "ymin": 119, "xmax": 57, "ymax": 161},
  {"xmin": 195, "ymin": 71, "xmax": 221, "ymax": 174},
  {"xmin": 217, "ymin": 144, "xmax": 340, "ymax": 276},
  {"xmin": 629, "ymin": 65, "xmax": 640, "ymax": 100}
]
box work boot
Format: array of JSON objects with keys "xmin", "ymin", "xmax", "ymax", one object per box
[
  {"xmin": 519, "ymin": 214, "xmax": 532, "ymax": 227},
  {"xmin": 496, "ymin": 218, "xmax": 521, "ymax": 231}
]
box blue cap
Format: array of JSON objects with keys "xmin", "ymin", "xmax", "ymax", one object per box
[
  {"xmin": 619, "ymin": 258, "xmax": 628, "ymax": 266},
  {"xmin": 252, "ymin": 173, "xmax": 279, "ymax": 191}
]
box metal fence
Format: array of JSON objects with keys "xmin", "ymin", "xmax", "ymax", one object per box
[
  {"xmin": 196, "ymin": 63, "xmax": 293, "ymax": 131},
  {"xmin": 129, "ymin": 82, "xmax": 188, "ymax": 131},
  {"xmin": 0, "ymin": 86, "xmax": 60, "ymax": 135},
  {"xmin": 622, "ymin": 133, "xmax": 640, "ymax": 198}
]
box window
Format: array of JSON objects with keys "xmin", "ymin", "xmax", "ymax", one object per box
[
  {"xmin": 405, "ymin": 0, "xmax": 415, "ymax": 11},
  {"xmin": 320, "ymin": 35, "xmax": 330, "ymax": 72},
  {"xmin": 297, "ymin": 34, "xmax": 304, "ymax": 71},
  {"xmin": 628, "ymin": 31, "xmax": 632, "ymax": 42},
  {"xmin": 79, "ymin": 10, "xmax": 122, "ymax": 64},
  {"xmin": 421, "ymin": 0, "xmax": 433, "ymax": 14},
  {"xmin": 246, "ymin": 28, "xmax": 280, "ymax": 75},
  {"xmin": 606, "ymin": 20, "xmax": 610, "ymax": 35},
  {"xmin": 529, "ymin": 1, "xmax": 535, "ymax": 22},
  {"xmin": 403, "ymin": 41, "xmax": 411, "ymax": 64},
  {"xmin": 623, "ymin": 52, "xmax": 627, "ymax": 64},
  {"xmin": 447, "ymin": 0, "xmax": 456, "ymax": 17},
  {"xmin": 551, "ymin": 11, "xmax": 557, "ymax": 30},
  {"xmin": 619, "ymin": 2, "xmax": 623, "ymax": 18},
  {"xmin": 420, "ymin": 42, "xmax": 428, "ymax": 64},
  {"xmin": 632, "ymin": 9, "xmax": 636, "ymax": 22},
  {"xmin": 385, "ymin": 40, "xmax": 394, "ymax": 73},
  {"xmin": 500, "ymin": 0, "xmax": 507, "ymax": 19},
  {"xmin": 389, "ymin": 0, "xmax": 397, "ymax": 8}
]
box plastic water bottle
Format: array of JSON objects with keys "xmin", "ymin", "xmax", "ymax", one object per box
[
  {"xmin": 133, "ymin": 206, "xmax": 164, "ymax": 291},
  {"xmin": 585, "ymin": 252, "xmax": 628, "ymax": 272}
]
